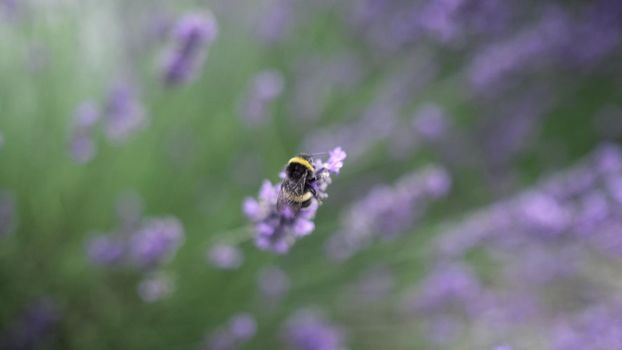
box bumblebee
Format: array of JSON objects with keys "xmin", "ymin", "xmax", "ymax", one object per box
[{"xmin": 277, "ymin": 154, "xmax": 318, "ymax": 213}]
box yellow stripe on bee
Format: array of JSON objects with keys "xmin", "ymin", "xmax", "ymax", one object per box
[
  {"xmin": 288, "ymin": 156, "xmax": 314, "ymax": 171},
  {"xmin": 287, "ymin": 191, "xmax": 313, "ymax": 202}
]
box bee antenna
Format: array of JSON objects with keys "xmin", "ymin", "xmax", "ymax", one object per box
[{"xmin": 301, "ymin": 152, "xmax": 328, "ymax": 157}]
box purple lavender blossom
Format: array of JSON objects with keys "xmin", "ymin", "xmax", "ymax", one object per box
[
  {"xmin": 161, "ymin": 11, "xmax": 218, "ymax": 87},
  {"xmin": 104, "ymin": 81, "xmax": 147, "ymax": 143},
  {"xmin": 258, "ymin": 265, "xmax": 290, "ymax": 300},
  {"xmin": 412, "ymin": 104, "xmax": 449, "ymax": 142},
  {"xmin": 407, "ymin": 144, "xmax": 622, "ymax": 348},
  {"xmin": 255, "ymin": 0, "xmax": 293, "ymax": 44},
  {"xmin": 552, "ymin": 301, "xmax": 622, "ymax": 350},
  {"xmin": 404, "ymin": 263, "xmax": 482, "ymax": 315},
  {"xmin": 228, "ymin": 313, "xmax": 257, "ymax": 341},
  {"xmin": 283, "ymin": 310, "xmax": 346, "ymax": 350},
  {"xmin": 325, "ymin": 165, "xmax": 451, "ymax": 261},
  {"xmin": 493, "ymin": 346, "xmax": 512, "ymax": 350},
  {"xmin": 68, "ymin": 101, "xmax": 100, "ymax": 163},
  {"xmin": 0, "ymin": 191, "xmax": 16, "ymax": 238},
  {"xmin": 0, "ymin": 0, "xmax": 18, "ymax": 19},
  {"xmin": 205, "ymin": 313, "xmax": 257, "ymax": 350},
  {"xmin": 129, "ymin": 217, "xmax": 184, "ymax": 268},
  {"xmin": 207, "ymin": 243, "xmax": 244, "ymax": 270},
  {"xmin": 0, "ymin": 298, "xmax": 60, "ymax": 350},
  {"xmin": 86, "ymin": 234, "xmax": 126, "ymax": 266},
  {"xmin": 240, "ymin": 69, "xmax": 285, "ymax": 127},
  {"xmin": 244, "ymin": 147, "xmax": 346, "ymax": 253},
  {"xmin": 324, "ymin": 147, "xmax": 346, "ymax": 174},
  {"xmin": 137, "ymin": 273, "xmax": 174, "ymax": 302}
]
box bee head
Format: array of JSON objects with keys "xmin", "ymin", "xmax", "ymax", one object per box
[{"xmin": 286, "ymin": 155, "xmax": 315, "ymax": 180}]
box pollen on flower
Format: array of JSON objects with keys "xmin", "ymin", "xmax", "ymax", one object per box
[{"xmin": 243, "ymin": 147, "xmax": 346, "ymax": 253}]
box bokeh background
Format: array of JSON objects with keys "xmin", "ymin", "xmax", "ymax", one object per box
[{"xmin": 1, "ymin": 0, "xmax": 622, "ymax": 349}]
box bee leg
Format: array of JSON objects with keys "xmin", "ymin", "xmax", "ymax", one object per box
[{"xmin": 307, "ymin": 186, "xmax": 317, "ymax": 197}]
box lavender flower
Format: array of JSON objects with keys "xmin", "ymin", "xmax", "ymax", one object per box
[
  {"xmin": 404, "ymin": 263, "xmax": 482, "ymax": 315},
  {"xmin": 86, "ymin": 234, "xmax": 126, "ymax": 266},
  {"xmin": 0, "ymin": 0, "xmax": 17, "ymax": 19},
  {"xmin": 0, "ymin": 191, "xmax": 16, "ymax": 238},
  {"xmin": 325, "ymin": 165, "xmax": 451, "ymax": 261},
  {"xmin": 493, "ymin": 346, "xmax": 512, "ymax": 350},
  {"xmin": 240, "ymin": 69, "xmax": 284, "ymax": 127},
  {"xmin": 104, "ymin": 81, "xmax": 147, "ymax": 143},
  {"xmin": 402, "ymin": 144, "xmax": 622, "ymax": 348},
  {"xmin": 205, "ymin": 313, "xmax": 257, "ymax": 350},
  {"xmin": 243, "ymin": 147, "xmax": 347, "ymax": 253},
  {"xmin": 207, "ymin": 243, "xmax": 244, "ymax": 270},
  {"xmin": 228, "ymin": 313, "xmax": 257, "ymax": 341},
  {"xmin": 0, "ymin": 298, "xmax": 60, "ymax": 350},
  {"xmin": 68, "ymin": 101, "xmax": 100, "ymax": 163},
  {"xmin": 552, "ymin": 301, "xmax": 622, "ymax": 350},
  {"xmin": 412, "ymin": 104, "xmax": 449, "ymax": 142},
  {"xmin": 137, "ymin": 272, "xmax": 174, "ymax": 302},
  {"xmin": 258, "ymin": 265, "xmax": 290, "ymax": 300},
  {"xmin": 255, "ymin": 0, "xmax": 293, "ymax": 44},
  {"xmin": 129, "ymin": 217, "xmax": 184, "ymax": 268},
  {"xmin": 161, "ymin": 11, "xmax": 218, "ymax": 86},
  {"xmin": 86, "ymin": 196, "xmax": 185, "ymax": 273},
  {"xmin": 283, "ymin": 309, "xmax": 345, "ymax": 350}
]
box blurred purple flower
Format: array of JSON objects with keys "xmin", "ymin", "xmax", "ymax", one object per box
[
  {"xmin": 161, "ymin": 11, "xmax": 218, "ymax": 87},
  {"xmin": 411, "ymin": 144, "xmax": 622, "ymax": 347},
  {"xmin": 129, "ymin": 217, "xmax": 184, "ymax": 268},
  {"xmin": 405, "ymin": 263, "xmax": 482, "ymax": 315},
  {"xmin": 228, "ymin": 313, "xmax": 257, "ymax": 341},
  {"xmin": 244, "ymin": 147, "xmax": 346, "ymax": 253},
  {"xmin": 240, "ymin": 69, "xmax": 285, "ymax": 127},
  {"xmin": 326, "ymin": 165, "xmax": 451, "ymax": 261},
  {"xmin": 205, "ymin": 312, "xmax": 257, "ymax": 350},
  {"xmin": 68, "ymin": 101, "xmax": 100, "ymax": 163},
  {"xmin": 256, "ymin": 0, "xmax": 293, "ymax": 44},
  {"xmin": 0, "ymin": 298, "xmax": 60, "ymax": 350},
  {"xmin": 552, "ymin": 301, "xmax": 622, "ymax": 350},
  {"xmin": 283, "ymin": 309, "xmax": 345, "ymax": 350},
  {"xmin": 86, "ymin": 234, "xmax": 126, "ymax": 266},
  {"xmin": 0, "ymin": 0, "xmax": 18, "ymax": 19},
  {"xmin": 467, "ymin": 8, "xmax": 571, "ymax": 91},
  {"xmin": 0, "ymin": 191, "xmax": 16, "ymax": 238},
  {"xmin": 73, "ymin": 100, "xmax": 101, "ymax": 130},
  {"xmin": 137, "ymin": 272, "xmax": 174, "ymax": 303},
  {"xmin": 493, "ymin": 346, "xmax": 512, "ymax": 350},
  {"xmin": 516, "ymin": 191, "xmax": 570, "ymax": 236},
  {"xmin": 412, "ymin": 104, "xmax": 449, "ymax": 142},
  {"xmin": 207, "ymin": 243, "xmax": 244, "ymax": 270},
  {"xmin": 104, "ymin": 81, "xmax": 147, "ymax": 143},
  {"xmin": 258, "ymin": 265, "xmax": 290, "ymax": 300}
]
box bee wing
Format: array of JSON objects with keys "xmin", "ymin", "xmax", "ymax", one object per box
[{"xmin": 276, "ymin": 173, "xmax": 307, "ymax": 212}]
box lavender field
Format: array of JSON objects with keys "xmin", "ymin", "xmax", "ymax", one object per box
[{"xmin": 1, "ymin": 0, "xmax": 622, "ymax": 349}]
